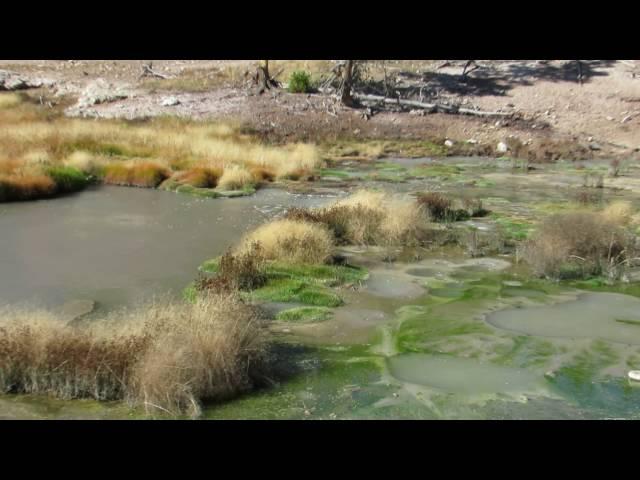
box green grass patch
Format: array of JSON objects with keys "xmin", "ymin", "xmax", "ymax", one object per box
[
  {"xmin": 45, "ymin": 166, "xmax": 90, "ymax": 193},
  {"xmin": 251, "ymin": 278, "xmax": 343, "ymax": 307},
  {"xmin": 490, "ymin": 213, "xmax": 534, "ymax": 241},
  {"xmin": 276, "ymin": 306, "xmax": 334, "ymax": 323},
  {"xmin": 198, "ymin": 259, "xmax": 367, "ymax": 307}
]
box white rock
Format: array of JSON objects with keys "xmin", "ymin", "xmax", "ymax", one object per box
[
  {"xmin": 161, "ymin": 96, "xmax": 180, "ymax": 107},
  {"xmin": 466, "ymin": 138, "xmax": 478, "ymax": 144},
  {"xmin": 606, "ymin": 116, "xmax": 614, "ymax": 121},
  {"xmin": 496, "ymin": 141, "xmax": 508, "ymax": 153},
  {"xmin": 629, "ymin": 370, "xmax": 640, "ymax": 382},
  {"xmin": 621, "ymin": 115, "xmax": 633, "ymax": 123},
  {"xmin": 76, "ymin": 79, "xmax": 129, "ymax": 108},
  {"xmin": 444, "ymin": 139, "xmax": 454, "ymax": 148}
]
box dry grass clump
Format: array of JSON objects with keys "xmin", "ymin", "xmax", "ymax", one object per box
[
  {"xmin": 333, "ymin": 190, "xmax": 428, "ymax": 245},
  {"xmin": 173, "ymin": 166, "xmax": 222, "ymax": 188},
  {"xmin": 522, "ymin": 211, "xmax": 638, "ymax": 280},
  {"xmin": 132, "ymin": 293, "xmax": 267, "ymax": 417},
  {"xmin": 0, "ymin": 93, "xmax": 23, "ymax": 110},
  {"xmin": 284, "ymin": 190, "xmax": 430, "ymax": 246},
  {"xmin": 601, "ymin": 200, "xmax": 634, "ymax": 226},
  {"xmin": 197, "ymin": 242, "xmax": 267, "ymax": 293},
  {"xmin": 63, "ymin": 150, "xmax": 103, "ymax": 175},
  {"xmin": 217, "ymin": 165, "xmax": 255, "ymax": 190},
  {"xmin": 417, "ymin": 192, "xmax": 452, "ymax": 221},
  {"xmin": 103, "ymin": 161, "xmax": 171, "ymax": 188},
  {"xmin": 0, "ymin": 174, "xmax": 56, "ymax": 201},
  {"xmin": 249, "ymin": 166, "xmax": 276, "ymax": 183},
  {"xmin": 238, "ymin": 219, "xmax": 334, "ymax": 264},
  {"xmin": 0, "ymin": 293, "xmax": 269, "ymax": 418}
]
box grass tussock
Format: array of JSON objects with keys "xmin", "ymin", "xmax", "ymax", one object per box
[
  {"xmin": 173, "ymin": 166, "xmax": 222, "ymax": 188},
  {"xmin": 196, "ymin": 242, "xmax": 267, "ymax": 293},
  {"xmin": 217, "ymin": 165, "xmax": 255, "ymax": 191},
  {"xmin": 103, "ymin": 162, "xmax": 171, "ymax": 188},
  {"xmin": 0, "ymin": 293, "xmax": 268, "ymax": 418},
  {"xmin": 522, "ymin": 211, "xmax": 638, "ymax": 280},
  {"xmin": 238, "ymin": 219, "xmax": 334, "ymax": 264},
  {"xmin": 285, "ymin": 190, "xmax": 430, "ymax": 246},
  {"xmin": 416, "ymin": 192, "xmax": 488, "ymax": 222},
  {"xmin": 601, "ymin": 201, "xmax": 634, "ymax": 226}
]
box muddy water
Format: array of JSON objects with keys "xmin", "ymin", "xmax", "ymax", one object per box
[
  {"xmin": 486, "ymin": 292, "xmax": 640, "ymax": 345},
  {"xmin": 0, "ymin": 186, "xmax": 329, "ymax": 311}
]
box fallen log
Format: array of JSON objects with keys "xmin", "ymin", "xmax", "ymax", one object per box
[
  {"xmin": 139, "ymin": 62, "xmax": 170, "ymax": 80},
  {"xmin": 353, "ymin": 93, "xmax": 512, "ymax": 117}
]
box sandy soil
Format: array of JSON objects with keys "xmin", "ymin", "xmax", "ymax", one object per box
[{"xmin": 1, "ymin": 60, "xmax": 638, "ymax": 156}]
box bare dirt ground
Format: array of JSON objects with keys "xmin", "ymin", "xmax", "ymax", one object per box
[{"xmin": 1, "ymin": 60, "xmax": 638, "ymax": 157}]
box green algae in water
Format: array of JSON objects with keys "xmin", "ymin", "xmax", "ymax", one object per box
[
  {"xmin": 276, "ymin": 306, "xmax": 334, "ymax": 323},
  {"xmin": 204, "ymin": 346, "xmax": 386, "ymax": 420}
]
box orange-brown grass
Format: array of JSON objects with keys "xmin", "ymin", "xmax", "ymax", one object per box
[
  {"xmin": 0, "ymin": 293, "xmax": 269, "ymax": 418},
  {"xmin": 0, "ymin": 98, "xmax": 321, "ymax": 201},
  {"xmin": 173, "ymin": 166, "xmax": 222, "ymax": 188},
  {"xmin": 103, "ymin": 162, "xmax": 171, "ymax": 188},
  {"xmin": 249, "ymin": 166, "xmax": 276, "ymax": 183},
  {"xmin": 0, "ymin": 174, "xmax": 56, "ymax": 202}
]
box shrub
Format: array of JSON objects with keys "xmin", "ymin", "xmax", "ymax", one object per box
[
  {"xmin": 573, "ymin": 188, "xmax": 603, "ymax": 206},
  {"xmin": 417, "ymin": 192, "xmax": 451, "ymax": 221},
  {"xmin": 601, "ymin": 200, "xmax": 634, "ymax": 226},
  {"xmin": 238, "ymin": 219, "xmax": 334, "ymax": 264},
  {"xmin": 288, "ymin": 70, "xmax": 312, "ymax": 93},
  {"xmin": 0, "ymin": 174, "xmax": 56, "ymax": 201},
  {"xmin": 0, "ymin": 293, "xmax": 269, "ymax": 418},
  {"xmin": 197, "ymin": 242, "xmax": 267, "ymax": 293},
  {"xmin": 217, "ymin": 165, "xmax": 254, "ymax": 190},
  {"xmin": 522, "ymin": 211, "xmax": 637, "ymax": 280}
]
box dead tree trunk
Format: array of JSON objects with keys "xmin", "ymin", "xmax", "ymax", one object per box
[
  {"xmin": 254, "ymin": 60, "xmax": 280, "ymax": 94},
  {"xmin": 341, "ymin": 60, "xmax": 355, "ymax": 106}
]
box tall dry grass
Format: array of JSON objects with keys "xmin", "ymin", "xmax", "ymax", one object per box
[
  {"xmin": 522, "ymin": 211, "xmax": 638, "ymax": 280},
  {"xmin": 0, "ymin": 98, "xmax": 322, "ymax": 201},
  {"xmin": 0, "ymin": 293, "xmax": 269, "ymax": 418},
  {"xmin": 286, "ymin": 189, "xmax": 430, "ymax": 246},
  {"xmin": 217, "ymin": 165, "xmax": 254, "ymax": 191},
  {"xmin": 103, "ymin": 161, "xmax": 171, "ymax": 188},
  {"xmin": 238, "ymin": 219, "xmax": 334, "ymax": 264}
]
